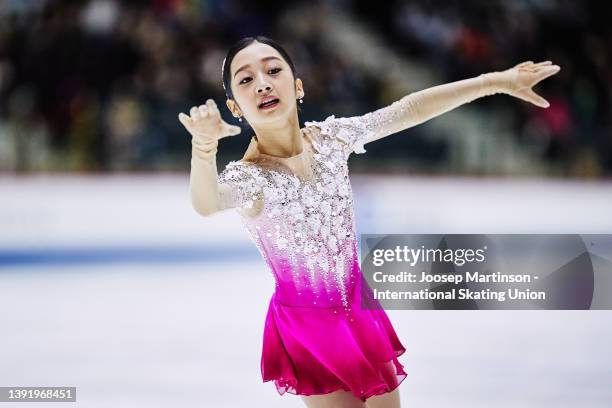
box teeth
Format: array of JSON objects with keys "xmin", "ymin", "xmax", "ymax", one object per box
[{"xmin": 260, "ymin": 99, "xmax": 278, "ymax": 108}]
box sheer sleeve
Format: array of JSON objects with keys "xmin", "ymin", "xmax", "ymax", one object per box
[
  {"xmin": 306, "ymin": 72, "xmax": 502, "ymax": 159},
  {"xmin": 217, "ymin": 161, "xmax": 265, "ymax": 211}
]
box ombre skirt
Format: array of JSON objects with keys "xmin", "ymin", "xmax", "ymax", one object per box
[{"xmin": 260, "ymin": 270, "xmax": 407, "ymax": 402}]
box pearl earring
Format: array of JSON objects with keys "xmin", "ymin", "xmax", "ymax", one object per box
[
  {"xmin": 238, "ymin": 117, "xmax": 243, "ymax": 122},
  {"xmin": 299, "ymin": 98, "xmax": 303, "ymax": 104}
]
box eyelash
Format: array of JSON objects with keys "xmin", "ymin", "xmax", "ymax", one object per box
[{"xmin": 239, "ymin": 68, "xmax": 282, "ymax": 85}]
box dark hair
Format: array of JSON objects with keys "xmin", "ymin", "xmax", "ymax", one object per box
[{"xmin": 222, "ymin": 36, "xmax": 301, "ymax": 127}]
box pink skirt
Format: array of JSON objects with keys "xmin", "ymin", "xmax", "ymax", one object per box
[{"xmin": 261, "ymin": 274, "xmax": 407, "ymax": 402}]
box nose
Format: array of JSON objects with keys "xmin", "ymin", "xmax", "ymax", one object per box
[
  {"xmin": 256, "ymin": 83, "xmax": 272, "ymax": 94},
  {"xmin": 255, "ymin": 74, "xmax": 272, "ymax": 94}
]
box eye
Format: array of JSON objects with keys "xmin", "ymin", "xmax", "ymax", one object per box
[{"xmin": 238, "ymin": 68, "xmax": 282, "ymax": 85}]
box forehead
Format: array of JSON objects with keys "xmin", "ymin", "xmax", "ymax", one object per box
[{"xmin": 230, "ymin": 42, "xmax": 284, "ymax": 73}]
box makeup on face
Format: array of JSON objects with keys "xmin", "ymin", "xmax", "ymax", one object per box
[
  {"xmin": 232, "ymin": 49, "xmax": 289, "ymax": 113},
  {"xmin": 259, "ymin": 96, "xmax": 280, "ymax": 110}
]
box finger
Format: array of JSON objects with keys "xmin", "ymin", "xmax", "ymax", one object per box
[
  {"xmin": 525, "ymin": 89, "xmax": 550, "ymax": 108},
  {"xmin": 536, "ymin": 65, "xmax": 561, "ymax": 81},
  {"xmin": 190, "ymin": 106, "xmax": 200, "ymax": 120},
  {"xmin": 533, "ymin": 60, "xmax": 552, "ymax": 67},
  {"xmin": 523, "ymin": 62, "xmax": 552, "ymax": 72},
  {"xmin": 198, "ymin": 104, "xmax": 209, "ymax": 119},
  {"xmin": 511, "ymin": 91, "xmax": 533, "ymax": 105},
  {"xmin": 178, "ymin": 112, "xmax": 192, "ymax": 127},
  {"xmin": 510, "ymin": 89, "xmax": 540, "ymax": 106},
  {"xmin": 206, "ymin": 98, "xmax": 220, "ymax": 116},
  {"xmin": 517, "ymin": 61, "xmax": 534, "ymax": 68}
]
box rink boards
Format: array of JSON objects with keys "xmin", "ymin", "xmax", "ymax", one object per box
[{"xmin": 0, "ymin": 174, "xmax": 611, "ymax": 407}]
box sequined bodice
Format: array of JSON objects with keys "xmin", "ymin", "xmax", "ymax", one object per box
[
  {"xmin": 216, "ymin": 94, "xmax": 427, "ymax": 308},
  {"xmin": 213, "ymin": 74, "xmax": 501, "ymax": 310},
  {"xmin": 218, "ymin": 115, "xmax": 374, "ymax": 310}
]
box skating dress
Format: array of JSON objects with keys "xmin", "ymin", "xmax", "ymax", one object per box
[
  {"xmin": 208, "ymin": 71, "xmax": 501, "ymax": 401},
  {"xmin": 217, "ymin": 108, "xmax": 411, "ymax": 402}
]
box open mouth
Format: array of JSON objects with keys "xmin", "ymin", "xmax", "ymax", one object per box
[{"xmin": 258, "ymin": 98, "xmax": 280, "ymax": 109}]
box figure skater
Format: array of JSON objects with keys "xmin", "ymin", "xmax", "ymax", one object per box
[{"xmin": 179, "ymin": 36, "xmax": 560, "ymax": 408}]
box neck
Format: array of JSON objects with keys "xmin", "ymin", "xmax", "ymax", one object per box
[{"xmin": 251, "ymin": 114, "xmax": 303, "ymax": 158}]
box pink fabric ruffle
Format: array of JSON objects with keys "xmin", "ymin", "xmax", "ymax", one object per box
[{"xmin": 261, "ymin": 274, "xmax": 407, "ymax": 402}]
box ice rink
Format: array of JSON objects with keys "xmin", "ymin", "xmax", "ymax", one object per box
[{"xmin": 1, "ymin": 174, "xmax": 611, "ymax": 407}]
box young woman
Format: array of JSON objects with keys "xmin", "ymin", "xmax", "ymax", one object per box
[{"xmin": 179, "ymin": 36, "xmax": 560, "ymax": 408}]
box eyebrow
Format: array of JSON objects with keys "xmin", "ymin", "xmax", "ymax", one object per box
[{"xmin": 233, "ymin": 56, "xmax": 283, "ymax": 78}]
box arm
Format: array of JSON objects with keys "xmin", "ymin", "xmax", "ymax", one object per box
[
  {"xmin": 360, "ymin": 60, "xmax": 561, "ymax": 145},
  {"xmin": 180, "ymin": 99, "xmax": 251, "ymax": 217},
  {"xmin": 190, "ymin": 144, "xmax": 262, "ymax": 216},
  {"xmin": 304, "ymin": 73, "xmax": 504, "ymax": 159},
  {"xmin": 189, "ymin": 146, "xmax": 223, "ymax": 216}
]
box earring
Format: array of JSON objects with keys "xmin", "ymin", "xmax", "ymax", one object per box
[
  {"xmin": 298, "ymin": 98, "xmax": 303, "ymax": 104},
  {"xmin": 238, "ymin": 117, "xmax": 243, "ymax": 122}
]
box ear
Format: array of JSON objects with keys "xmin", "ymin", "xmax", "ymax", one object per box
[
  {"xmin": 295, "ymin": 78, "xmax": 304, "ymax": 99},
  {"xmin": 226, "ymin": 99, "xmax": 241, "ymax": 117}
]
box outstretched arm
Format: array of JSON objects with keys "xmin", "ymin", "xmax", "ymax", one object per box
[{"xmin": 360, "ymin": 60, "xmax": 561, "ymax": 144}]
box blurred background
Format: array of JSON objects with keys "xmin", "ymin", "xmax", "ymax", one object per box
[
  {"xmin": 0, "ymin": 0, "xmax": 611, "ymax": 176},
  {"xmin": 1, "ymin": 1, "xmax": 611, "ymax": 407}
]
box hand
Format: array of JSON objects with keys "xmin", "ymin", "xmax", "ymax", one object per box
[
  {"xmin": 178, "ymin": 99, "xmax": 242, "ymax": 151},
  {"xmin": 496, "ymin": 61, "xmax": 561, "ymax": 108}
]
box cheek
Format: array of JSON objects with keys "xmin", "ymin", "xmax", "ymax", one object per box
[
  {"xmin": 234, "ymin": 89, "xmax": 254, "ymax": 110},
  {"xmin": 233, "ymin": 84, "xmax": 246, "ymax": 98},
  {"xmin": 275, "ymin": 80, "xmax": 294, "ymax": 100}
]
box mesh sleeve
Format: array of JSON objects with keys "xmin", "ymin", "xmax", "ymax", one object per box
[{"xmin": 304, "ymin": 73, "xmax": 500, "ymax": 159}]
